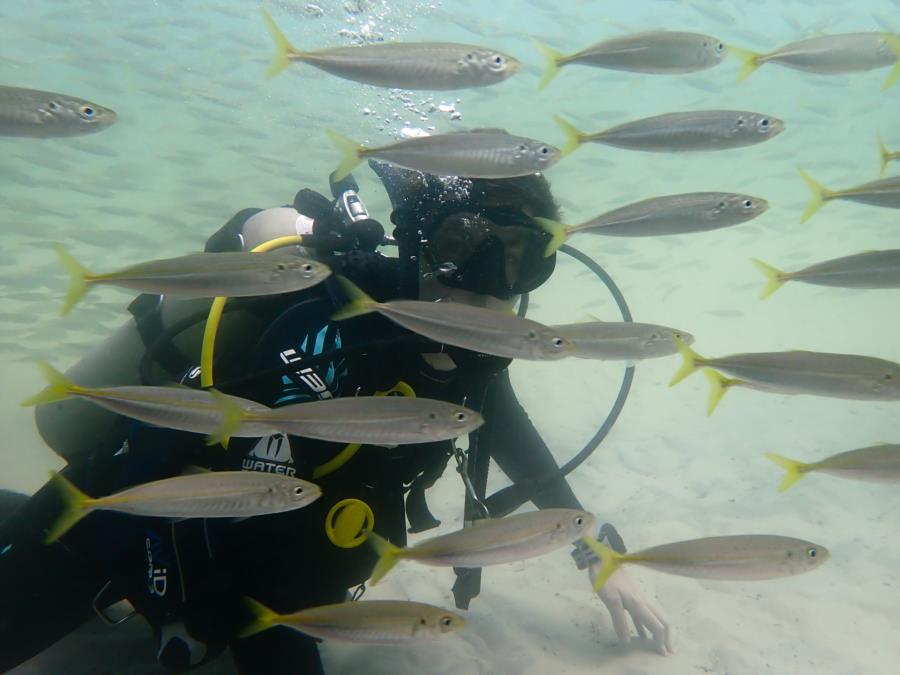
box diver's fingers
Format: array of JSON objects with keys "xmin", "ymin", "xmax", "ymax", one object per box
[
  {"xmin": 627, "ymin": 600, "xmax": 668, "ymax": 656},
  {"xmin": 647, "ymin": 603, "xmax": 674, "ymax": 654},
  {"xmin": 604, "ymin": 593, "xmax": 631, "ymax": 645}
]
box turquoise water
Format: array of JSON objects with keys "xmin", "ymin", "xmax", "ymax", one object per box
[{"xmin": 3, "ymin": 1, "xmax": 900, "ymax": 673}]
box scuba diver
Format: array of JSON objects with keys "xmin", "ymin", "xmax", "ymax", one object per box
[{"xmin": 0, "ymin": 159, "xmax": 671, "ymax": 674}]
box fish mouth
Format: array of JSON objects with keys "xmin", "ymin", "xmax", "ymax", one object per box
[{"xmin": 505, "ymin": 58, "xmax": 522, "ymax": 75}]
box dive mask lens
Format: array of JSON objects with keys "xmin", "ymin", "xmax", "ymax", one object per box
[{"xmin": 426, "ymin": 212, "xmax": 556, "ymax": 298}]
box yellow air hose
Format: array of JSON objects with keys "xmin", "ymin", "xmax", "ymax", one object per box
[{"xmin": 199, "ymin": 235, "xmax": 305, "ymax": 388}]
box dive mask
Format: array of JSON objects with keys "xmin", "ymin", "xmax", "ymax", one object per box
[{"xmin": 423, "ymin": 209, "xmax": 556, "ymax": 299}]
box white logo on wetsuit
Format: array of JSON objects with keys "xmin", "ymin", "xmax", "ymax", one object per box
[
  {"xmin": 242, "ymin": 433, "xmax": 296, "ymax": 476},
  {"xmin": 145, "ymin": 536, "xmax": 168, "ymax": 597}
]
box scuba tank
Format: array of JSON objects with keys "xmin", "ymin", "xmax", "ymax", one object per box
[{"xmin": 34, "ymin": 177, "xmax": 378, "ymax": 465}]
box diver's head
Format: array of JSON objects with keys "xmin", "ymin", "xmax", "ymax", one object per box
[{"xmin": 371, "ymin": 159, "xmax": 559, "ymax": 301}]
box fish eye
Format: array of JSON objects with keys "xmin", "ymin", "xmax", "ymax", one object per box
[
  {"xmin": 539, "ymin": 146, "xmax": 550, "ymax": 155},
  {"xmin": 440, "ymin": 616, "xmax": 454, "ymax": 627},
  {"xmin": 493, "ymin": 55, "xmax": 505, "ymax": 65},
  {"xmin": 806, "ymin": 547, "xmax": 817, "ymax": 558},
  {"xmin": 716, "ymin": 42, "xmax": 725, "ymax": 52},
  {"xmin": 759, "ymin": 118, "xmax": 770, "ymax": 129},
  {"xmin": 574, "ymin": 515, "xmax": 584, "ymax": 526},
  {"xmin": 742, "ymin": 199, "xmax": 753, "ymax": 209},
  {"xmin": 79, "ymin": 105, "xmax": 95, "ymax": 119},
  {"xmin": 552, "ymin": 336, "xmax": 564, "ymax": 347},
  {"xmin": 455, "ymin": 411, "xmax": 467, "ymax": 422},
  {"xmin": 292, "ymin": 486, "xmax": 304, "ymax": 496},
  {"xmin": 302, "ymin": 263, "xmax": 314, "ymax": 272}
]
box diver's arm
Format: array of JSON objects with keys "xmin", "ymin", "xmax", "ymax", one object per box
[
  {"xmin": 481, "ymin": 368, "xmax": 582, "ymax": 510},
  {"xmin": 483, "ymin": 369, "xmax": 673, "ymax": 655}
]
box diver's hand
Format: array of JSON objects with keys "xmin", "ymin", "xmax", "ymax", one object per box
[{"xmin": 591, "ymin": 565, "xmax": 673, "ymax": 656}]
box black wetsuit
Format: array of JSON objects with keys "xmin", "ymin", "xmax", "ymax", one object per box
[{"xmin": 0, "ymin": 253, "xmax": 584, "ymax": 674}]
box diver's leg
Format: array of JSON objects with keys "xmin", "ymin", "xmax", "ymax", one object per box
[
  {"xmin": 0, "ymin": 473, "xmax": 122, "ymax": 672},
  {"xmin": 230, "ymin": 627, "xmax": 325, "ymax": 675}
]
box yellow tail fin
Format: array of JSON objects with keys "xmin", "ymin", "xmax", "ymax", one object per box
[
  {"xmin": 703, "ymin": 368, "xmax": 742, "ymax": 416},
  {"xmin": 54, "ymin": 244, "xmax": 92, "ymax": 316},
  {"xmin": 46, "ymin": 471, "xmax": 94, "ymax": 543},
  {"xmin": 326, "ymin": 129, "xmax": 366, "ymax": 182},
  {"xmin": 669, "ymin": 336, "xmax": 705, "ymax": 386},
  {"xmin": 727, "ymin": 44, "xmax": 763, "ymax": 82},
  {"xmin": 881, "ymin": 33, "xmax": 900, "ymax": 91},
  {"xmin": 533, "ymin": 217, "xmax": 570, "ymax": 256},
  {"xmin": 532, "ymin": 39, "xmax": 564, "ymax": 91},
  {"xmin": 878, "ymin": 133, "xmax": 892, "ymax": 178},
  {"xmin": 237, "ymin": 597, "xmax": 281, "ymax": 638},
  {"xmin": 20, "ymin": 361, "xmax": 79, "ymax": 407},
  {"xmin": 206, "ymin": 389, "xmax": 246, "ymax": 448},
  {"xmin": 260, "ymin": 8, "xmax": 302, "ymax": 79},
  {"xmin": 331, "ymin": 275, "xmax": 378, "ymax": 321},
  {"xmin": 751, "ymin": 258, "xmax": 787, "ymax": 300},
  {"xmin": 581, "ymin": 536, "xmax": 625, "ymax": 593},
  {"xmin": 553, "ymin": 115, "xmax": 584, "ymax": 157},
  {"xmin": 798, "ymin": 169, "xmax": 833, "ymax": 223},
  {"xmin": 765, "ymin": 452, "xmax": 811, "ymax": 492},
  {"xmin": 364, "ymin": 529, "xmax": 402, "ymax": 585}
]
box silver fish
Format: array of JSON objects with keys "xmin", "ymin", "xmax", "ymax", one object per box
[
  {"xmin": 262, "ymin": 9, "xmax": 518, "ymax": 89},
  {"xmin": 46, "ymin": 470, "xmax": 321, "ymax": 542},
  {"xmin": 240, "ymin": 395, "xmax": 484, "ymax": 445},
  {"xmin": 555, "ymin": 111, "xmax": 784, "ymax": 156},
  {"xmin": 22, "ymin": 362, "xmax": 277, "ymax": 444},
  {"xmin": 767, "ymin": 444, "xmax": 900, "ymax": 491},
  {"xmin": 536, "ymin": 192, "xmax": 768, "ymax": 254},
  {"xmin": 585, "ymin": 535, "xmax": 829, "ymax": 591},
  {"xmin": 553, "ymin": 321, "xmax": 694, "ymax": 361},
  {"xmin": 731, "ymin": 33, "xmax": 900, "ymax": 88},
  {"xmin": 240, "ymin": 598, "xmax": 464, "ymax": 644},
  {"xmin": 366, "ymin": 509, "xmax": 595, "ymax": 583},
  {"xmin": 56, "ymin": 246, "xmax": 331, "ymax": 315},
  {"xmin": 0, "ymin": 85, "xmax": 117, "ymax": 138},
  {"xmin": 332, "ymin": 276, "xmax": 573, "ymax": 361},
  {"xmin": 535, "ymin": 31, "xmax": 727, "ymax": 89},
  {"xmin": 753, "ymin": 250, "xmax": 900, "ymax": 298},
  {"xmin": 671, "ymin": 339, "xmax": 900, "ymax": 402},
  {"xmin": 328, "ymin": 128, "xmax": 559, "ymax": 182},
  {"xmin": 800, "ymin": 170, "xmax": 900, "ymax": 222}
]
